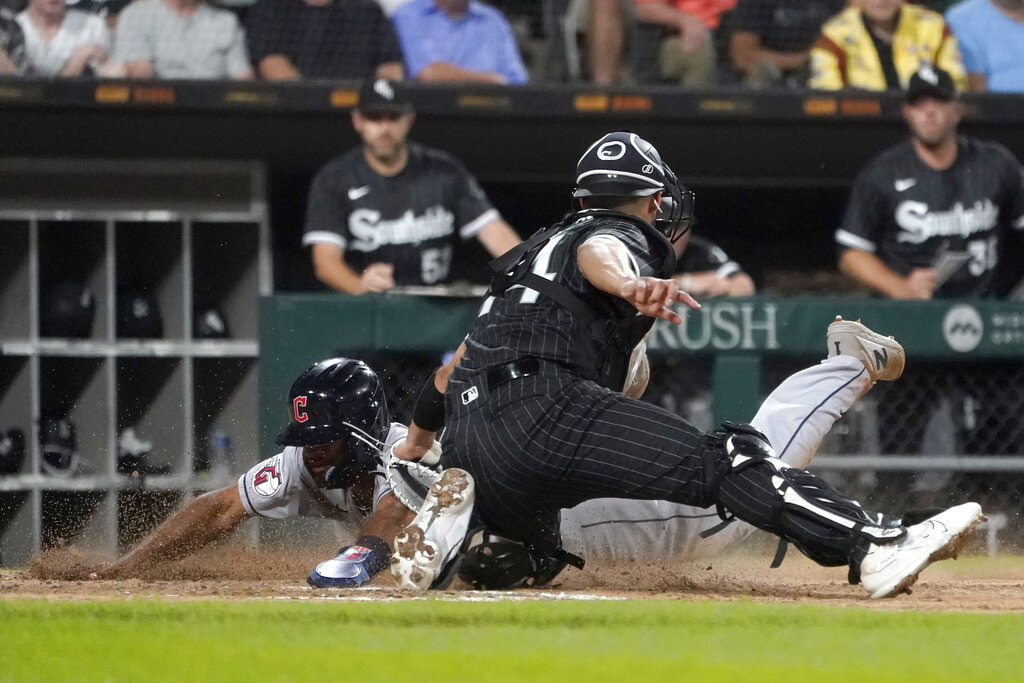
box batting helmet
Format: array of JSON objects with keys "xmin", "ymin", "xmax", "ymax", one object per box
[
  {"xmin": 276, "ymin": 358, "xmax": 390, "ymax": 481},
  {"xmin": 40, "ymin": 416, "xmax": 78, "ymax": 477},
  {"xmin": 572, "ymin": 131, "xmax": 693, "ymax": 242},
  {"xmin": 41, "ymin": 282, "xmax": 95, "ymax": 338},
  {"xmin": 193, "ymin": 307, "xmax": 230, "ymax": 339},
  {"xmin": 117, "ymin": 291, "xmax": 163, "ymax": 339},
  {"xmin": 0, "ymin": 428, "xmax": 25, "ymax": 475}
]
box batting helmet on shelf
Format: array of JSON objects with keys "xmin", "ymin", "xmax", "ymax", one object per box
[
  {"xmin": 0, "ymin": 428, "xmax": 26, "ymax": 475},
  {"xmin": 39, "ymin": 416, "xmax": 79, "ymax": 477},
  {"xmin": 572, "ymin": 131, "xmax": 693, "ymax": 242},
  {"xmin": 117, "ymin": 290, "xmax": 163, "ymax": 339},
  {"xmin": 41, "ymin": 282, "xmax": 95, "ymax": 338},
  {"xmin": 193, "ymin": 307, "xmax": 230, "ymax": 339},
  {"xmin": 276, "ymin": 358, "xmax": 390, "ymax": 486}
]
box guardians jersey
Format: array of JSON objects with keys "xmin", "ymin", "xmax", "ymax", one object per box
[
  {"xmin": 237, "ymin": 423, "xmax": 406, "ymax": 520},
  {"xmin": 836, "ymin": 137, "xmax": 1024, "ymax": 297},
  {"xmin": 303, "ymin": 142, "xmax": 498, "ymax": 286}
]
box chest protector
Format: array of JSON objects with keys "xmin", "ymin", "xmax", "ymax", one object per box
[{"xmin": 487, "ymin": 211, "xmax": 675, "ymax": 390}]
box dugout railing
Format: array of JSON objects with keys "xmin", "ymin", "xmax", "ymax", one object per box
[{"xmin": 260, "ymin": 293, "xmax": 1024, "ymax": 549}]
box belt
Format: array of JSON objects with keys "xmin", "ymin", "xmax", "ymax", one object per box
[{"xmin": 484, "ymin": 357, "xmax": 541, "ymax": 389}]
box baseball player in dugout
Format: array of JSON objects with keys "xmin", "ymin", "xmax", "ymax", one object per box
[
  {"xmin": 391, "ymin": 130, "xmax": 985, "ymax": 599},
  {"xmin": 303, "ymin": 77, "xmax": 521, "ymax": 294},
  {"xmin": 836, "ymin": 64, "xmax": 1024, "ymax": 299}
]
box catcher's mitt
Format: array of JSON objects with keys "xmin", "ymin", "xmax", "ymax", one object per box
[{"xmin": 384, "ymin": 439, "xmax": 444, "ymax": 511}]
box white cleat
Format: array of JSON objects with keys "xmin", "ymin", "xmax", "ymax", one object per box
[
  {"xmin": 860, "ymin": 502, "xmax": 984, "ymax": 599},
  {"xmin": 391, "ymin": 467, "xmax": 475, "ymax": 591},
  {"xmin": 827, "ymin": 315, "xmax": 905, "ymax": 383}
]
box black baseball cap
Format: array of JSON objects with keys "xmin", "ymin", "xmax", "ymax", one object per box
[
  {"xmin": 356, "ymin": 78, "xmax": 413, "ymax": 114},
  {"xmin": 905, "ymin": 65, "xmax": 958, "ymax": 104}
]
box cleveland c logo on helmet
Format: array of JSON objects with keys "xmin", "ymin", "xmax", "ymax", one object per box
[{"xmin": 293, "ymin": 396, "xmax": 308, "ymax": 422}]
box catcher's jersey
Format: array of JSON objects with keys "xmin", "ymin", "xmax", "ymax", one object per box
[
  {"xmin": 676, "ymin": 235, "xmax": 742, "ymax": 279},
  {"xmin": 237, "ymin": 423, "xmax": 406, "ymax": 520},
  {"xmin": 836, "ymin": 136, "xmax": 1024, "ymax": 297},
  {"xmin": 303, "ymin": 142, "xmax": 498, "ymax": 286},
  {"xmin": 457, "ymin": 210, "xmax": 675, "ymax": 383}
]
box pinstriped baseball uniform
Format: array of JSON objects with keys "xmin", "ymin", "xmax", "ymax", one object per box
[
  {"xmin": 442, "ymin": 210, "xmax": 711, "ymax": 554},
  {"xmin": 559, "ymin": 354, "xmax": 871, "ymax": 561},
  {"xmin": 303, "ymin": 143, "xmax": 498, "ymax": 287},
  {"xmin": 836, "ymin": 137, "xmax": 1024, "ymax": 297},
  {"xmin": 443, "ymin": 208, "xmax": 894, "ymax": 570}
]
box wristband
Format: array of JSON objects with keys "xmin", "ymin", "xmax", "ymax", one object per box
[
  {"xmin": 680, "ymin": 273, "xmax": 692, "ymax": 290},
  {"xmin": 412, "ymin": 369, "xmax": 447, "ymax": 432},
  {"xmin": 355, "ymin": 534, "xmax": 392, "ymax": 576}
]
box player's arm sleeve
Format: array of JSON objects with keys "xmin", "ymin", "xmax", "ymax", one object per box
[
  {"xmin": 302, "ymin": 167, "xmax": 348, "ymax": 250},
  {"xmin": 450, "ymin": 160, "xmax": 500, "ymax": 239},
  {"xmin": 581, "ymin": 234, "xmax": 642, "ymax": 278},
  {"xmin": 237, "ymin": 451, "xmax": 303, "ymax": 519},
  {"xmin": 835, "ymin": 169, "xmax": 884, "ymax": 253}
]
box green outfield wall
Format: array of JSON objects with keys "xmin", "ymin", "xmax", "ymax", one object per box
[{"xmin": 259, "ymin": 295, "xmax": 1024, "ymax": 452}]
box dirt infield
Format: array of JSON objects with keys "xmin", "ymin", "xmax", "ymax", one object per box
[{"xmin": 6, "ymin": 545, "xmax": 1024, "ymax": 612}]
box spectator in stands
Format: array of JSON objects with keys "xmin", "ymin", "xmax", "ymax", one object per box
[
  {"xmin": 808, "ymin": 0, "xmax": 966, "ymax": 91},
  {"xmin": 673, "ymin": 229, "xmax": 756, "ymax": 296},
  {"xmin": 245, "ymin": 0, "xmax": 402, "ymax": 81},
  {"xmin": 945, "ymin": 0, "xmax": 1024, "ymax": 93},
  {"xmin": 113, "ymin": 0, "xmax": 253, "ymax": 79},
  {"xmin": 304, "ymin": 78, "xmax": 521, "ymax": 294},
  {"xmin": 632, "ymin": 0, "xmax": 736, "ymax": 87},
  {"xmin": 728, "ymin": 0, "xmax": 844, "ymax": 87},
  {"xmin": 1, "ymin": 6, "xmax": 27, "ymax": 74},
  {"xmin": 588, "ymin": 0, "xmax": 630, "ymax": 85},
  {"xmin": 390, "ymin": 0, "xmax": 528, "ymax": 84},
  {"xmin": 16, "ymin": 0, "xmax": 122, "ymax": 76},
  {"xmin": 835, "ymin": 65, "xmax": 1024, "ymax": 299}
]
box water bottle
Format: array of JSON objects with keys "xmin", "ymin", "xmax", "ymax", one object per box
[{"xmin": 208, "ymin": 428, "xmax": 232, "ymax": 481}]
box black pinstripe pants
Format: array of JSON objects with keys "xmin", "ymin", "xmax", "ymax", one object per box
[
  {"xmin": 442, "ymin": 371, "xmax": 710, "ymax": 553},
  {"xmin": 443, "ymin": 369, "xmax": 873, "ymax": 568}
]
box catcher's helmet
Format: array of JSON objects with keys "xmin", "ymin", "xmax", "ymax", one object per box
[
  {"xmin": 276, "ymin": 358, "xmax": 390, "ymax": 482},
  {"xmin": 457, "ymin": 529, "xmax": 568, "ymax": 590},
  {"xmin": 572, "ymin": 131, "xmax": 694, "ymax": 242},
  {"xmin": 41, "ymin": 282, "xmax": 95, "ymax": 338}
]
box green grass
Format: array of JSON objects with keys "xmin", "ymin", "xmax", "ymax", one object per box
[{"xmin": 1, "ymin": 598, "xmax": 1020, "ymax": 682}]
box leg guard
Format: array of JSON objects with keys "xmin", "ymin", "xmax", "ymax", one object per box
[{"xmin": 708, "ymin": 423, "xmax": 905, "ymax": 571}]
